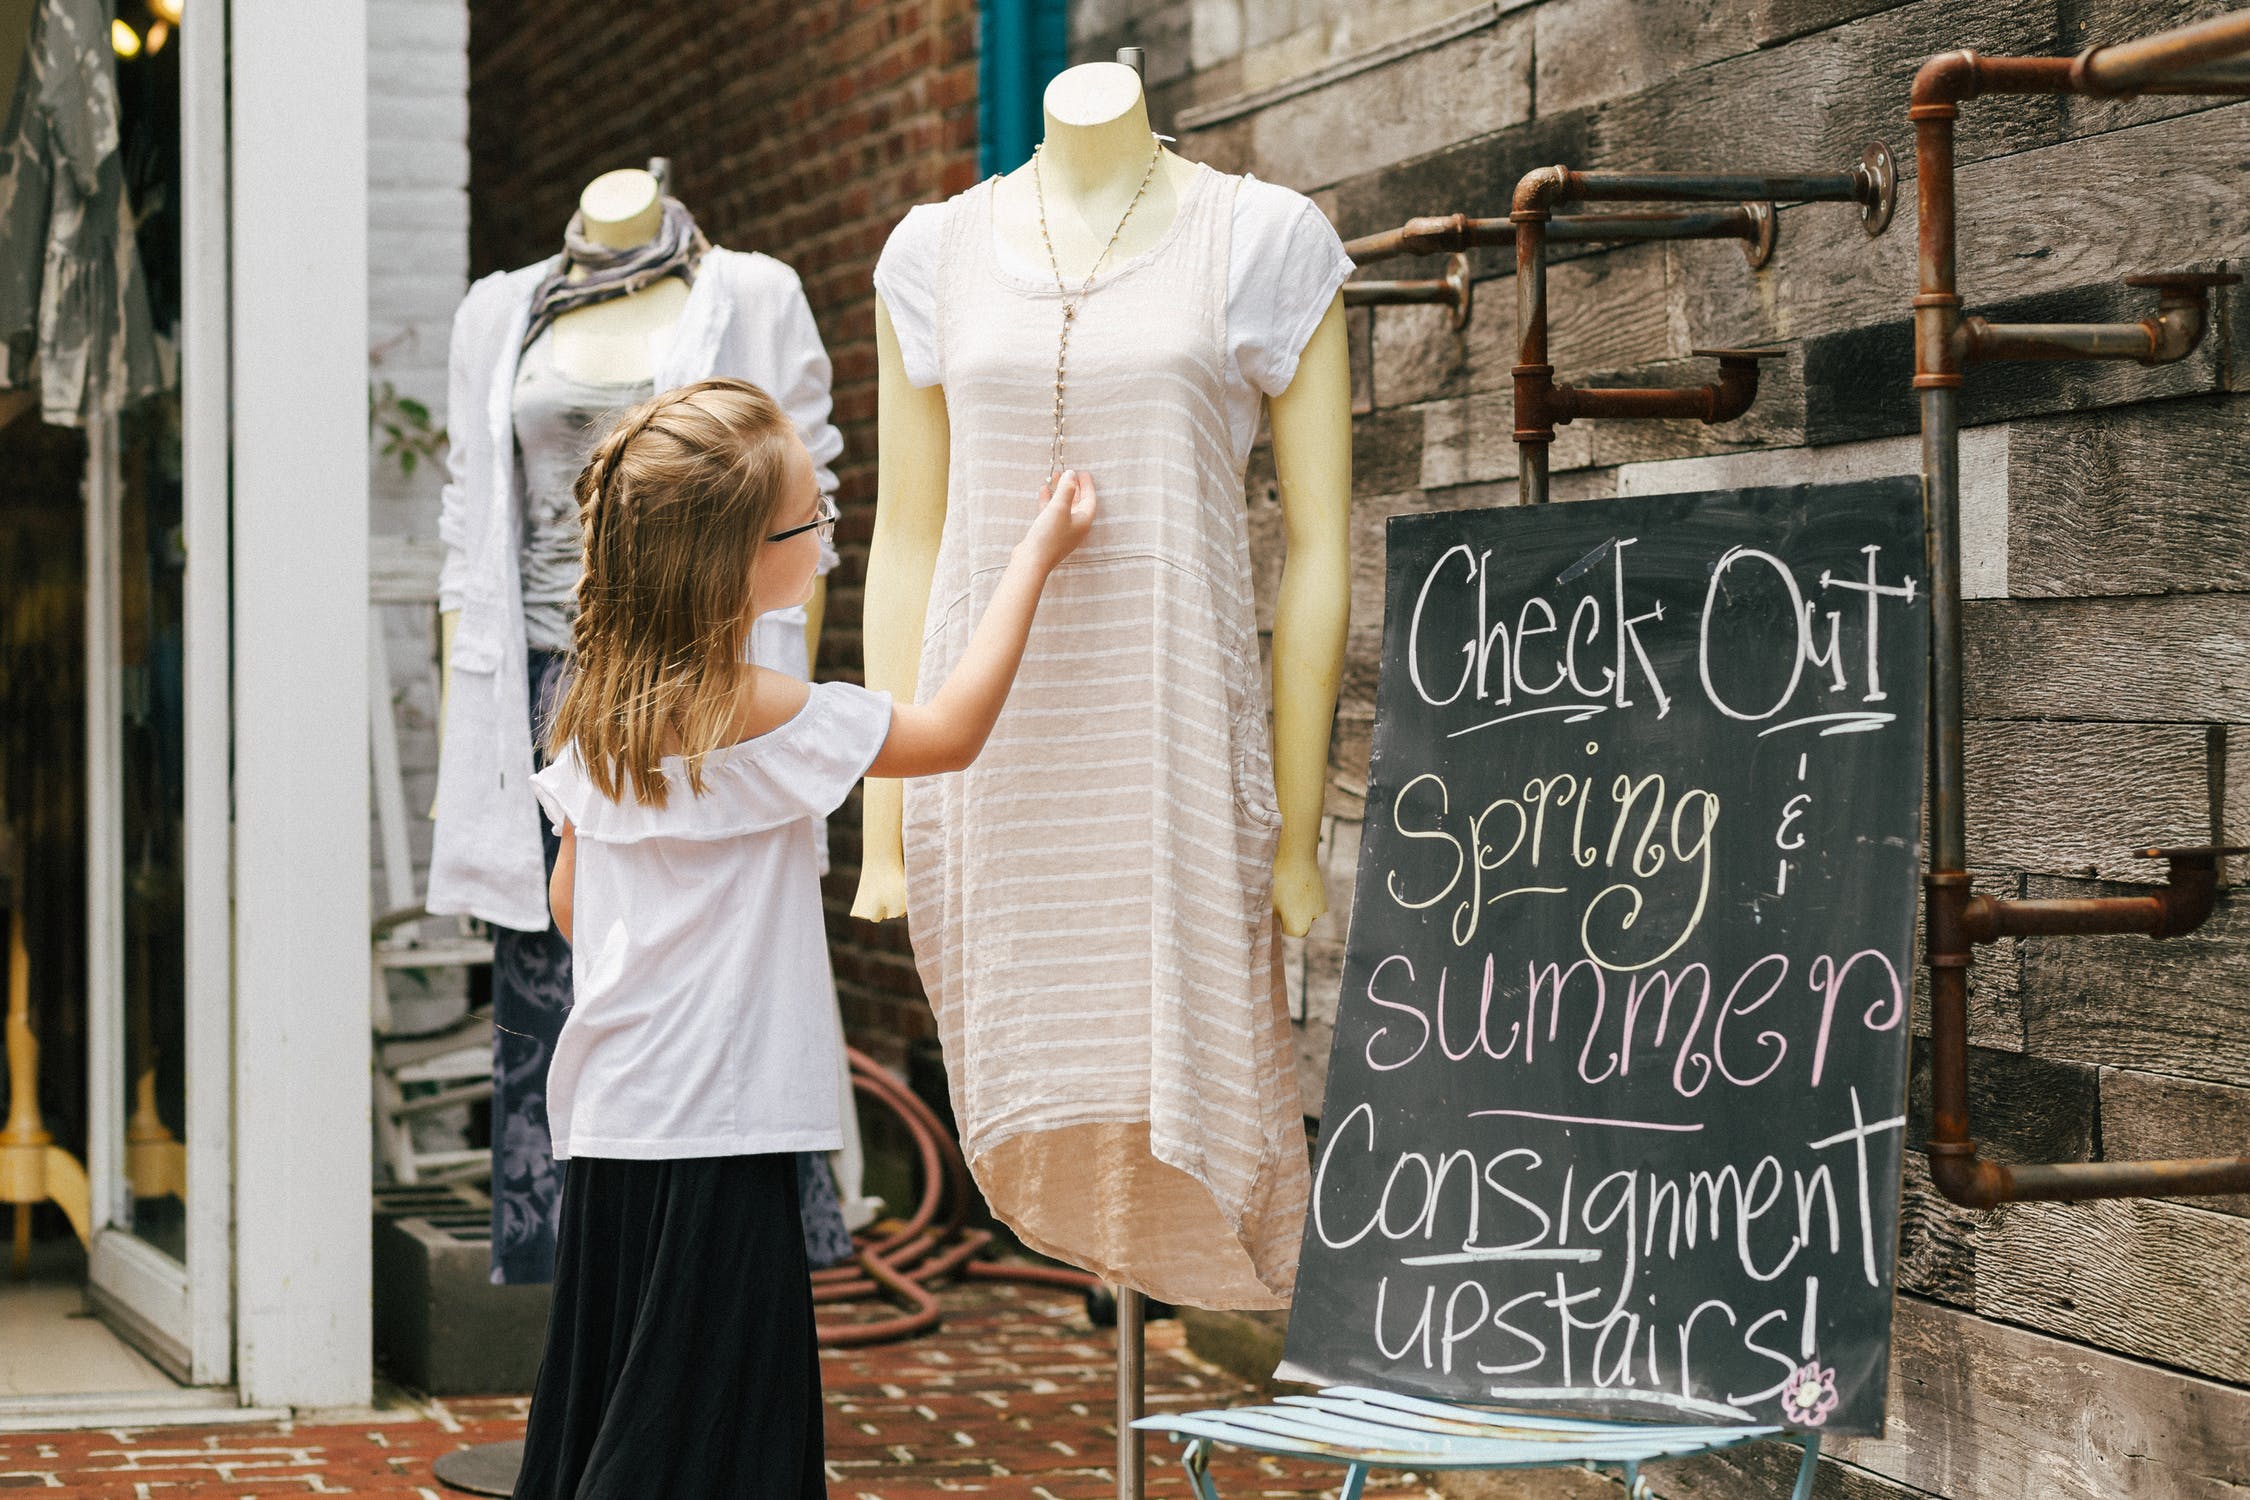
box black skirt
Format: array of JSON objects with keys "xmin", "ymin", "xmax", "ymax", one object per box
[{"xmin": 513, "ymin": 1154, "xmax": 826, "ymax": 1500}]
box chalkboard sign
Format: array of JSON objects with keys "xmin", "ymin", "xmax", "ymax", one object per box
[{"xmin": 1280, "ymin": 480, "xmax": 1928, "ymax": 1437}]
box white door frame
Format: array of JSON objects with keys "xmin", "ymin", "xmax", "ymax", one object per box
[
  {"xmin": 227, "ymin": 0, "xmax": 372, "ymax": 1411},
  {"xmin": 180, "ymin": 0, "xmax": 236, "ymax": 1384},
  {"xmin": 80, "ymin": 0, "xmax": 239, "ymax": 1387}
]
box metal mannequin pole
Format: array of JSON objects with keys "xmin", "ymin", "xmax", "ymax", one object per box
[
  {"xmin": 1102, "ymin": 51, "xmax": 1151, "ymax": 1500},
  {"xmin": 1085, "ymin": 44, "xmax": 1149, "ymax": 1500},
  {"xmin": 1116, "ymin": 1285, "xmax": 1147, "ymax": 1499}
]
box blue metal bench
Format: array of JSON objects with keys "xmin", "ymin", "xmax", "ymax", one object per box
[{"xmin": 1134, "ymin": 1384, "xmax": 1819, "ymax": 1500}]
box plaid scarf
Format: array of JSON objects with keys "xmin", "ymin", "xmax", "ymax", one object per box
[{"xmin": 521, "ymin": 195, "xmax": 710, "ymax": 352}]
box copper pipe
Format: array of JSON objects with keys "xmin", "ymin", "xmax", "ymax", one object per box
[
  {"xmin": 2074, "ymin": 10, "xmax": 2250, "ymax": 95},
  {"xmin": 1345, "ymin": 205, "xmax": 1776, "ymax": 268},
  {"xmin": 1912, "ymin": 20, "xmax": 2250, "ymax": 1209},
  {"xmin": 1343, "ymin": 253, "xmax": 1473, "ymax": 329},
  {"xmin": 1958, "ymin": 847, "xmax": 2242, "ymax": 943},
  {"xmin": 1509, "ymin": 150, "xmax": 1894, "ymax": 502},
  {"xmin": 1521, "ymin": 147, "xmax": 1900, "ymax": 237},
  {"xmin": 1956, "ymin": 271, "xmax": 2238, "ymax": 366},
  {"xmin": 1560, "ymin": 347, "xmax": 1780, "ymax": 423}
]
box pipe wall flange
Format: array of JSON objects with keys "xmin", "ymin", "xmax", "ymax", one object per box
[
  {"xmin": 1857, "ymin": 141, "xmax": 1897, "ymax": 237},
  {"xmin": 1742, "ymin": 201, "xmax": 1777, "ymax": 268},
  {"xmin": 1442, "ymin": 252, "xmax": 1473, "ymax": 331}
]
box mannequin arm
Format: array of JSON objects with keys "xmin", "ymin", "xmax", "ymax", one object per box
[
  {"xmin": 430, "ymin": 608, "xmax": 460, "ymax": 818},
  {"xmin": 1263, "ymin": 293, "xmax": 1352, "ymax": 937},
  {"xmin": 804, "ymin": 575, "xmax": 827, "ymax": 678},
  {"xmin": 850, "ymin": 295, "xmax": 950, "ymax": 921}
]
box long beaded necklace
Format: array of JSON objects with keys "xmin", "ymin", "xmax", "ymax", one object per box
[{"xmin": 1030, "ymin": 136, "xmax": 1164, "ymax": 482}]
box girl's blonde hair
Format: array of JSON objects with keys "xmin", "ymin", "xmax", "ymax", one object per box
[{"xmin": 546, "ymin": 378, "xmax": 797, "ymax": 807}]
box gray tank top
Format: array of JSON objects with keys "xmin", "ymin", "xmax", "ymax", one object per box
[{"xmin": 512, "ymin": 330, "xmax": 653, "ymax": 652}]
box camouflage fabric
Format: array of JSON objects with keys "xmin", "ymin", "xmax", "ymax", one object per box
[{"xmin": 0, "ymin": 0, "xmax": 163, "ymax": 427}]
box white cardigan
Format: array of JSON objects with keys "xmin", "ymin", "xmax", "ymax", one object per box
[{"xmin": 428, "ymin": 247, "xmax": 844, "ymax": 931}]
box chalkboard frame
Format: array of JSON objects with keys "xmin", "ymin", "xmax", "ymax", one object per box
[{"xmin": 1281, "ymin": 479, "xmax": 1930, "ymax": 1439}]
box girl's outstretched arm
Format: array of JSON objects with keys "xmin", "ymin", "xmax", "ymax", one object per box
[{"xmin": 867, "ymin": 471, "xmax": 1096, "ymax": 779}]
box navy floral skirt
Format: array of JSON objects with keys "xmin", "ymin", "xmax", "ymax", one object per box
[{"xmin": 488, "ymin": 649, "xmax": 856, "ymax": 1285}]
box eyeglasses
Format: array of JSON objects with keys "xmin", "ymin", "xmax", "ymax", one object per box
[{"xmin": 766, "ymin": 493, "xmax": 838, "ymax": 545}]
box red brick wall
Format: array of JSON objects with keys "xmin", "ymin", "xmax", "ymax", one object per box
[{"xmin": 466, "ymin": 0, "xmax": 982, "ymax": 1067}]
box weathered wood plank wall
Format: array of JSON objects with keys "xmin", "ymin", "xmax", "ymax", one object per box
[{"xmin": 1066, "ymin": 0, "xmax": 2250, "ymax": 1491}]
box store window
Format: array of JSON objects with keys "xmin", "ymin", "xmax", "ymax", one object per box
[{"xmin": 0, "ymin": 0, "xmax": 193, "ymax": 1387}]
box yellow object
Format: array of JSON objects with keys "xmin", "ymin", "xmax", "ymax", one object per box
[
  {"xmin": 109, "ymin": 18, "xmax": 140, "ymax": 58},
  {"xmin": 432, "ymin": 607, "xmax": 458, "ymax": 820},
  {"xmin": 1261, "ymin": 294, "xmax": 1351, "ymax": 935},
  {"xmin": 852, "ymin": 70, "xmax": 1351, "ymax": 937},
  {"xmin": 126, "ymin": 1068, "xmax": 185, "ymax": 1202},
  {"xmin": 803, "ymin": 575, "xmax": 826, "ymax": 679},
  {"xmin": 3, "ymin": 906, "xmax": 92, "ymax": 1274},
  {"xmin": 847, "ymin": 296, "xmax": 945, "ymax": 924},
  {"xmin": 150, "ymin": 0, "xmax": 183, "ymax": 25}
]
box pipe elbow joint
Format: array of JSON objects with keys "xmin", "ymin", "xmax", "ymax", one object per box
[
  {"xmin": 1690, "ymin": 348, "xmax": 1782, "ymax": 424},
  {"xmin": 1911, "ymin": 50, "xmax": 1982, "ymax": 112},
  {"xmin": 1708, "ymin": 368, "xmax": 1758, "ymax": 423},
  {"xmin": 2144, "ymin": 303, "xmax": 2210, "ymax": 365},
  {"xmin": 2126, "ymin": 272, "xmax": 2238, "ymax": 364},
  {"xmin": 2152, "ymin": 859, "xmax": 2221, "ymax": 938},
  {"xmin": 1512, "ymin": 166, "xmax": 1572, "ymax": 219},
  {"xmin": 1926, "ymin": 1142, "xmax": 2009, "ymax": 1209}
]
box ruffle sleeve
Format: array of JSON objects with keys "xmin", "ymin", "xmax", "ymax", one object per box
[{"xmin": 534, "ymin": 682, "xmax": 893, "ymax": 843}]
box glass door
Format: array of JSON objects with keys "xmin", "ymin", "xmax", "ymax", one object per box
[{"xmin": 82, "ymin": 0, "xmax": 228, "ymax": 1384}]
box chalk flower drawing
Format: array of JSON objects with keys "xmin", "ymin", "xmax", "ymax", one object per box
[{"xmin": 1781, "ymin": 1362, "xmax": 1840, "ymax": 1427}]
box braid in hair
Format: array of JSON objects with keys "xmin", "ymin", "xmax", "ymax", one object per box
[
  {"xmin": 595, "ymin": 398, "xmax": 668, "ymax": 505},
  {"xmin": 551, "ymin": 379, "xmax": 797, "ymax": 805}
]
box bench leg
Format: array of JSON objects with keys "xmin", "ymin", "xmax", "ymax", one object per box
[
  {"xmin": 1337, "ymin": 1462, "xmax": 1370, "ymax": 1500},
  {"xmin": 1790, "ymin": 1435, "xmax": 1822, "ymax": 1500}
]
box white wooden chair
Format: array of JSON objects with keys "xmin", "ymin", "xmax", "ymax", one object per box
[{"xmin": 368, "ymin": 563, "xmax": 494, "ymax": 1186}]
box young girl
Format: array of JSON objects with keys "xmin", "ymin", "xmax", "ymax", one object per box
[{"xmin": 513, "ymin": 378, "xmax": 1095, "ymax": 1499}]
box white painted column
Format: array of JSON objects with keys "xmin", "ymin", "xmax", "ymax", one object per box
[{"xmin": 229, "ymin": 0, "xmax": 373, "ymax": 1410}]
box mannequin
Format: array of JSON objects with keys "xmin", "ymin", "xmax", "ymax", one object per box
[
  {"xmin": 854, "ymin": 65, "xmax": 1348, "ymax": 932},
  {"xmin": 430, "ymin": 167, "xmax": 861, "ymax": 1282},
  {"xmin": 438, "ymin": 170, "xmax": 822, "ymax": 706},
  {"xmin": 859, "ymin": 62, "xmax": 1351, "ymax": 1310}
]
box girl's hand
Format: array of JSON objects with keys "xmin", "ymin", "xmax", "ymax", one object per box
[
  {"xmin": 1016, "ymin": 470, "xmax": 1097, "ymax": 573},
  {"xmin": 865, "ymin": 470, "xmax": 1097, "ymax": 781}
]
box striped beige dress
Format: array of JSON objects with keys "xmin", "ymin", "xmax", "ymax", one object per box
[{"xmin": 900, "ymin": 166, "xmax": 1308, "ymax": 1309}]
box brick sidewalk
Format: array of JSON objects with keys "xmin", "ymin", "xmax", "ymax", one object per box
[{"xmin": 0, "ymin": 1279, "xmax": 1442, "ymax": 1498}]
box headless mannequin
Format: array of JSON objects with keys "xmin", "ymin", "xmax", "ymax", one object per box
[
  {"xmin": 852, "ymin": 62, "xmax": 1350, "ymax": 936},
  {"xmin": 437, "ymin": 169, "xmax": 825, "ymax": 732}
]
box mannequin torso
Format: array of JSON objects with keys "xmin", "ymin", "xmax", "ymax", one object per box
[
  {"xmin": 437, "ymin": 169, "xmax": 822, "ymax": 722},
  {"xmin": 987, "ymin": 69, "xmax": 1200, "ymax": 281},
  {"xmin": 548, "ymin": 170, "xmax": 689, "ymax": 383},
  {"xmin": 854, "ymin": 62, "xmax": 1349, "ymax": 936}
]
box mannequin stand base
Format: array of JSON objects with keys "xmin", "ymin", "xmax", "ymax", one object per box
[{"xmin": 432, "ymin": 1439, "xmax": 522, "ymax": 1496}]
